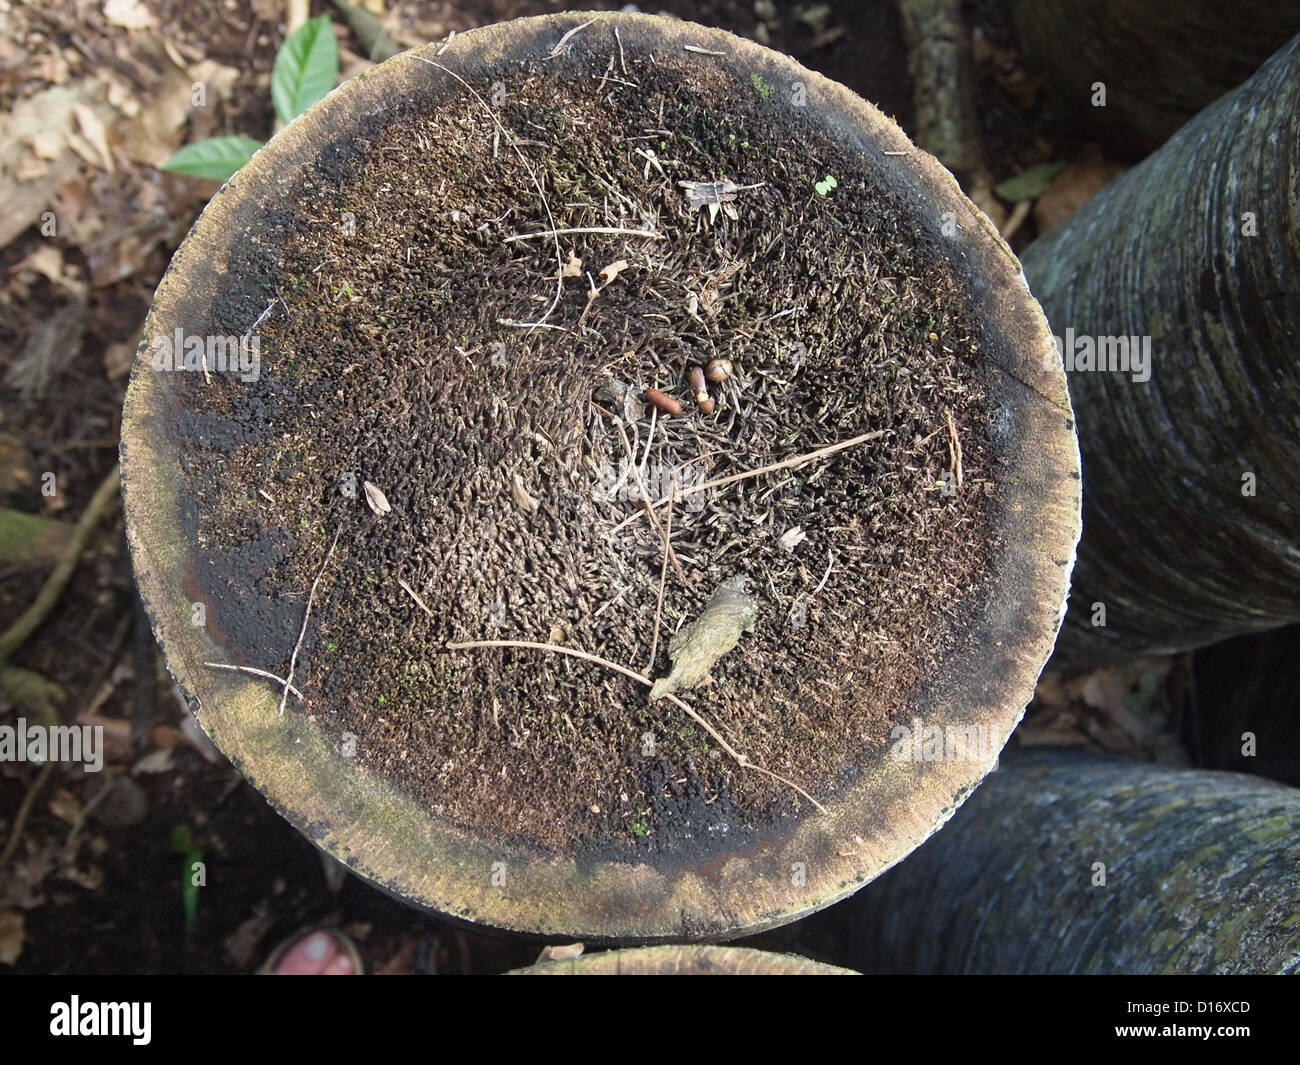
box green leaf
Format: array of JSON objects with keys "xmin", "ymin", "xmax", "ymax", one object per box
[
  {"xmin": 161, "ymin": 136, "xmax": 263, "ymax": 181},
  {"xmin": 994, "ymin": 162, "xmax": 1066, "ymax": 203},
  {"xmin": 272, "ymin": 15, "xmax": 339, "ymax": 125}
]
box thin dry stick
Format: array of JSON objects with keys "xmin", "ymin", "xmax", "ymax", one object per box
[
  {"xmin": 945, "ymin": 408, "xmax": 964, "ymax": 488},
  {"xmin": 607, "ymin": 429, "xmax": 885, "ymax": 535},
  {"xmin": 0, "ymin": 463, "xmax": 120, "ymax": 661},
  {"xmin": 614, "ymin": 25, "xmax": 628, "ymax": 76},
  {"xmin": 278, "ymin": 527, "xmax": 341, "ymax": 716},
  {"xmin": 670, "ymin": 430, "xmax": 884, "ymax": 505},
  {"xmin": 612, "ymin": 417, "xmax": 686, "ymax": 582},
  {"xmin": 812, "ymin": 551, "xmax": 836, "ymax": 597},
  {"xmin": 412, "ymin": 56, "xmax": 563, "ymax": 330},
  {"xmin": 546, "ymin": 18, "xmax": 598, "ymax": 59},
  {"xmin": 447, "ymin": 639, "xmax": 828, "ymax": 814},
  {"xmin": 0, "ymin": 760, "xmax": 53, "ymax": 869},
  {"xmin": 640, "ymin": 403, "xmax": 658, "ymax": 471},
  {"xmin": 646, "ymin": 475, "xmax": 674, "ymax": 674},
  {"xmin": 398, "ymin": 577, "xmax": 434, "ymax": 618},
  {"xmin": 204, "ymin": 662, "xmax": 304, "ymax": 701},
  {"xmin": 504, "ymin": 226, "xmax": 663, "ymax": 244}
]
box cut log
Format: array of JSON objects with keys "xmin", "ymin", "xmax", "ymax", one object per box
[
  {"xmin": 1021, "ymin": 34, "xmax": 1300, "ymax": 668},
  {"xmin": 824, "ymin": 749, "xmax": 1300, "ymax": 973}
]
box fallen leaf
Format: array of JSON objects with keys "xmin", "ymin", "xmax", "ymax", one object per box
[
  {"xmin": 0, "ymin": 910, "xmax": 23, "ymax": 966},
  {"xmin": 131, "ymin": 747, "xmax": 175, "ymax": 775},
  {"xmin": 0, "ymin": 81, "xmax": 102, "ymax": 249},
  {"xmin": 552, "ymin": 250, "xmax": 582, "ymax": 279},
  {"xmin": 119, "ymin": 55, "xmax": 240, "ymax": 167},
  {"xmin": 13, "ymin": 154, "xmax": 47, "ymax": 181},
  {"xmin": 103, "ymin": 338, "xmax": 137, "ymax": 380},
  {"xmin": 10, "ymin": 245, "xmax": 88, "ymax": 300},
  {"xmin": 71, "ymin": 103, "xmax": 115, "ymax": 173},
  {"xmin": 679, "ymin": 178, "xmax": 761, "ymax": 223},
  {"xmin": 363, "ymin": 480, "xmax": 392, "ymax": 515},
  {"xmin": 1034, "ymin": 150, "xmax": 1129, "ymax": 234},
  {"xmin": 778, "ymin": 526, "xmax": 807, "ymax": 552},
  {"xmin": 48, "ymin": 789, "xmax": 83, "ymax": 826},
  {"xmin": 29, "ymin": 130, "xmax": 65, "ymax": 160}
]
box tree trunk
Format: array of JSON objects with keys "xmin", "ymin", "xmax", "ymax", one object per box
[
  {"xmin": 825, "ymin": 749, "xmax": 1300, "ymax": 974},
  {"xmin": 1020, "ymin": 34, "xmax": 1300, "ymax": 669},
  {"xmin": 1009, "ymin": 0, "xmax": 1299, "ymax": 157}
]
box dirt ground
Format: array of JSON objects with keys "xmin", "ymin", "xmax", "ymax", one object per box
[{"xmin": 0, "ymin": 0, "xmax": 1275, "ymax": 974}]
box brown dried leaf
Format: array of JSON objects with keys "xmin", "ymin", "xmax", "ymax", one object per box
[
  {"xmin": 104, "ymin": 338, "xmax": 137, "ymax": 380},
  {"xmin": 0, "ymin": 910, "xmax": 23, "ymax": 966},
  {"xmin": 48, "ymin": 789, "xmax": 82, "ymax": 826},
  {"xmin": 71, "ymin": 103, "xmax": 114, "ymax": 173},
  {"xmin": 1033, "ymin": 149, "xmax": 1129, "ymax": 234},
  {"xmin": 29, "ymin": 129, "xmax": 65, "ymax": 160}
]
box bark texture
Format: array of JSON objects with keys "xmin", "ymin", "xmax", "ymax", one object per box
[
  {"xmin": 831, "ymin": 750, "xmax": 1300, "ymax": 974},
  {"xmin": 1021, "ymin": 35, "xmax": 1300, "ymax": 668},
  {"xmin": 896, "ymin": 0, "xmax": 984, "ymax": 183}
]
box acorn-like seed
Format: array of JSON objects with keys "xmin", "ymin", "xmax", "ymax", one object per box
[
  {"xmin": 705, "ymin": 357, "xmax": 733, "ymax": 383},
  {"xmin": 688, "ymin": 365, "xmax": 708, "ymax": 400},
  {"xmin": 644, "ymin": 388, "xmax": 681, "ymax": 416},
  {"xmin": 698, "ymin": 396, "xmax": 717, "ymax": 415}
]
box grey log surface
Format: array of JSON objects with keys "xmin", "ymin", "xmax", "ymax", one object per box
[
  {"xmin": 828, "ymin": 749, "xmax": 1300, "ymax": 974},
  {"xmin": 1021, "ymin": 34, "xmax": 1300, "ymax": 669}
]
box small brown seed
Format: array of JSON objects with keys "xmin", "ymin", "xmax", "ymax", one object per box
[
  {"xmin": 698, "ymin": 395, "xmax": 716, "ymax": 415},
  {"xmin": 644, "ymin": 388, "xmax": 681, "ymax": 416},
  {"xmin": 705, "ymin": 357, "xmax": 733, "ymax": 383}
]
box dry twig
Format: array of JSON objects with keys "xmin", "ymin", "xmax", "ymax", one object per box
[
  {"xmin": 278, "ymin": 527, "xmax": 341, "ymax": 715},
  {"xmin": 203, "ymin": 662, "xmax": 304, "ymax": 701},
  {"xmin": 647, "ymin": 475, "xmax": 674, "ymax": 674},
  {"xmin": 447, "ymin": 639, "xmax": 828, "ymax": 813}
]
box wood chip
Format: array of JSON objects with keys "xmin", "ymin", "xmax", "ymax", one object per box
[
  {"xmin": 538, "ymin": 942, "xmax": 585, "ymax": 961},
  {"xmin": 598, "ymin": 258, "xmax": 630, "ymax": 284},
  {"xmin": 555, "ymin": 251, "xmax": 582, "ymax": 278},
  {"xmin": 778, "ymin": 526, "xmax": 807, "ymax": 551}
]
